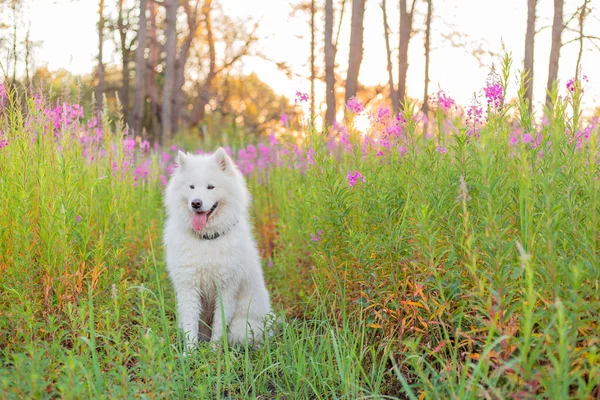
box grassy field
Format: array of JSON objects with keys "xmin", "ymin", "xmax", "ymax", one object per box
[{"xmin": 1, "ymin": 68, "xmax": 600, "ymax": 399}]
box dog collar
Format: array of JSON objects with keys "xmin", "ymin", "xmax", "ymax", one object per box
[{"xmin": 196, "ymin": 219, "xmax": 238, "ymax": 240}]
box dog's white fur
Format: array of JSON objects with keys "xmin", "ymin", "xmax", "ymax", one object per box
[{"xmin": 163, "ymin": 147, "xmax": 271, "ymax": 349}]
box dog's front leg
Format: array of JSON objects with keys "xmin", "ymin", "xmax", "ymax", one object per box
[
  {"xmin": 211, "ymin": 285, "xmax": 238, "ymax": 343},
  {"xmin": 176, "ymin": 285, "xmax": 202, "ymax": 351}
]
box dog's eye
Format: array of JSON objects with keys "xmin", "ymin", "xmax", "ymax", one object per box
[
  {"xmin": 207, "ymin": 184, "xmax": 215, "ymax": 190},
  {"xmin": 189, "ymin": 185, "xmax": 195, "ymax": 189}
]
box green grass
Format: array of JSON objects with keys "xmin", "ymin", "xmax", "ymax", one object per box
[{"xmin": 1, "ymin": 70, "xmax": 600, "ymax": 399}]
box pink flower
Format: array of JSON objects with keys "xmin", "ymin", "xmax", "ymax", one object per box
[
  {"xmin": 484, "ymin": 71, "xmax": 504, "ymax": 109},
  {"xmin": 123, "ymin": 138, "xmax": 136, "ymax": 152},
  {"xmin": 346, "ymin": 97, "xmax": 364, "ymax": 114},
  {"xmin": 280, "ymin": 113, "xmax": 289, "ymax": 126},
  {"xmin": 376, "ymin": 105, "xmax": 390, "ymax": 123},
  {"xmin": 347, "ymin": 170, "xmax": 365, "ymax": 187},
  {"xmin": 295, "ymin": 91, "xmax": 309, "ymax": 103},
  {"xmin": 160, "ymin": 174, "xmax": 168, "ymax": 186},
  {"xmin": 310, "ymin": 229, "xmax": 323, "ymax": 242},
  {"xmin": 435, "ymin": 146, "xmax": 447, "ymax": 154},
  {"xmin": 432, "ymin": 90, "xmax": 456, "ymax": 112},
  {"xmin": 140, "ymin": 140, "xmax": 150, "ymax": 152},
  {"xmin": 75, "ymin": 215, "xmax": 82, "ymax": 223},
  {"xmin": 307, "ymin": 148, "xmax": 315, "ymax": 165}
]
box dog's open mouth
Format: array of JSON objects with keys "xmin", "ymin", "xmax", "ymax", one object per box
[{"xmin": 191, "ymin": 202, "xmax": 218, "ymax": 232}]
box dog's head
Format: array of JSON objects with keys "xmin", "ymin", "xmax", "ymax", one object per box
[{"xmin": 165, "ymin": 147, "xmax": 249, "ymax": 235}]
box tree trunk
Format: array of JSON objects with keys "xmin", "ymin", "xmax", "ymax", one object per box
[
  {"xmin": 398, "ymin": 0, "xmax": 415, "ymax": 107},
  {"xmin": 25, "ymin": 26, "xmax": 31, "ymax": 82},
  {"xmin": 524, "ymin": 0, "xmax": 536, "ymax": 114},
  {"xmin": 147, "ymin": 0, "xmax": 161, "ymax": 142},
  {"xmin": 96, "ymin": 0, "xmax": 105, "ymax": 119},
  {"xmin": 324, "ymin": 0, "xmax": 336, "ymax": 127},
  {"xmin": 381, "ymin": 0, "xmax": 398, "ymax": 115},
  {"xmin": 117, "ymin": 0, "xmax": 130, "ymax": 127},
  {"xmin": 345, "ymin": 0, "xmax": 366, "ymax": 103},
  {"xmin": 422, "ymin": 0, "xmax": 432, "ymax": 116},
  {"xmin": 310, "ymin": 0, "xmax": 316, "ymax": 119},
  {"xmin": 162, "ymin": 0, "xmax": 178, "ymax": 143},
  {"xmin": 575, "ymin": 0, "xmax": 589, "ymax": 76},
  {"xmin": 131, "ymin": 0, "xmax": 148, "ymax": 137},
  {"xmin": 545, "ymin": 0, "xmax": 564, "ymax": 108},
  {"xmin": 173, "ymin": 0, "xmax": 204, "ymax": 132},
  {"xmin": 189, "ymin": 1, "xmax": 216, "ymax": 127}
]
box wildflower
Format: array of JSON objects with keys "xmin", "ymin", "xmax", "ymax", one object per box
[
  {"xmin": 567, "ymin": 75, "xmax": 588, "ymax": 93},
  {"xmin": 347, "ymin": 170, "xmax": 365, "ymax": 187},
  {"xmin": 310, "ymin": 229, "xmax": 323, "ymax": 242},
  {"xmin": 267, "ymin": 259, "xmax": 273, "ymax": 268},
  {"xmin": 123, "ymin": 138, "xmax": 136, "ymax": 152},
  {"xmin": 111, "ymin": 284, "xmax": 118, "ymax": 300},
  {"xmin": 375, "ymin": 105, "xmax": 391, "ymax": 124},
  {"xmin": 432, "ymin": 90, "xmax": 456, "ymax": 112},
  {"xmin": 280, "ymin": 112, "xmax": 289, "ymax": 126},
  {"xmin": 171, "ymin": 144, "xmax": 178, "ymax": 152},
  {"xmin": 295, "ymin": 91, "xmax": 309, "ymax": 103},
  {"xmin": 0, "ymin": 83, "xmax": 6, "ymax": 110},
  {"xmin": 346, "ymin": 97, "xmax": 364, "ymax": 114},
  {"xmin": 161, "ymin": 152, "xmax": 172, "ymax": 163},
  {"xmin": 140, "ymin": 140, "xmax": 150, "ymax": 152},
  {"xmin": 160, "ymin": 174, "xmax": 168, "ymax": 186},
  {"xmin": 307, "ymin": 148, "xmax": 315, "ymax": 165},
  {"xmin": 466, "ymin": 95, "xmax": 483, "ymax": 136},
  {"xmin": 457, "ymin": 175, "xmax": 471, "ymax": 203},
  {"xmin": 75, "ymin": 215, "xmax": 82, "ymax": 223},
  {"xmin": 484, "ymin": 68, "xmax": 504, "ymax": 110},
  {"xmin": 436, "ymin": 145, "xmax": 447, "ymax": 154},
  {"xmin": 384, "ymin": 122, "xmax": 402, "ymax": 138}
]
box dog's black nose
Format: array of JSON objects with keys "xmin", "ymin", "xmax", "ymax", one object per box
[{"xmin": 191, "ymin": 199, "xmax": 203, "ymax": 210}]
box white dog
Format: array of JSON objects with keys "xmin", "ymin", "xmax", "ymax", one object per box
[{"xmin": 163, "ymin": 147, "xmax": 272, "ymax": 349}]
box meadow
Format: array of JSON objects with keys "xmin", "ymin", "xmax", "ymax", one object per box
[{"xmin": 1, "ymin": 62, "xmax": 599, "ymax": 399}]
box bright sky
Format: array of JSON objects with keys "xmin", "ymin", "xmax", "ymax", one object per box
[{"xmin": 26, "ymin": 0, "xmax": 600, "ymax": 113}]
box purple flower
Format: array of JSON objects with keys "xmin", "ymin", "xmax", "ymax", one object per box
[
  {"xmin": 295, "ymin": 91, "xmax": 309, "ymax": 103},
  {"xmin": 435, "ymin": 146, "xmax": 447, "ymax": 154},
  {"xmin": 376, "ymin": 105, "xmax": 390, "ymax": 123},
  {"xmin": 123, "ymin": 138, "xmax": 136, "ymax": 152},
  {"xmin": 307, "ymin": 148, "xmax": 315, "ymax": 165},
  {"xmin": 310, "ymin": 229, "xmax": 323, "ymax": 242},
  {"xmin": 483, "ymin": 72, "xmax": 504, "ymax": 110},
  {"xmin": 75, "ymin": 215, "xmax": 82, "ymax": 223},
  {"xmin": 432, "ymin": 90, "xmax": 456, "ymax": 112},
  {"xmin": 171, "ymin": 145, "xmax": 178, "ymax": 152},
  {"xmin": 346, "ymin": 170, "xmax": 365, "ymax": 187},
  {"xmin": 267, "ymin": 259, "xmax": 273, "ymax": 268},
  {"xmin": 160, "ymin": 175, "xmax": 168, "ymax": 186},
  {"xmin": 280, "ymin": 113, "xmax": 289, "ymax": 126},
  {"xmin": 346, "ymin": 97, "xmax": 364, "ymax": 114},
  {"xmin": 140, "ymin": 140, "xmax": 150, "ymax": 152}
]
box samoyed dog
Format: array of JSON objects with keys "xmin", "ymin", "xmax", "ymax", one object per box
[{"xmin": 163, "ymin": 147, "xmax": 272, "ymax": 349}]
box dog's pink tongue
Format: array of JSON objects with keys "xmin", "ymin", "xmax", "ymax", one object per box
[{"xmin": 192, "ymin": 212, "xmax": 208, "ymax": 231}]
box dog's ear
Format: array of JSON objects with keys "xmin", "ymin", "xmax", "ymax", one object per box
[
  {"xmin": 214, "ymin": 147, "xmax": 232, "ymax": 172},
  {"xmin": 176, "ymin": 150, "xmax": 188, "ymax": 168}
]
